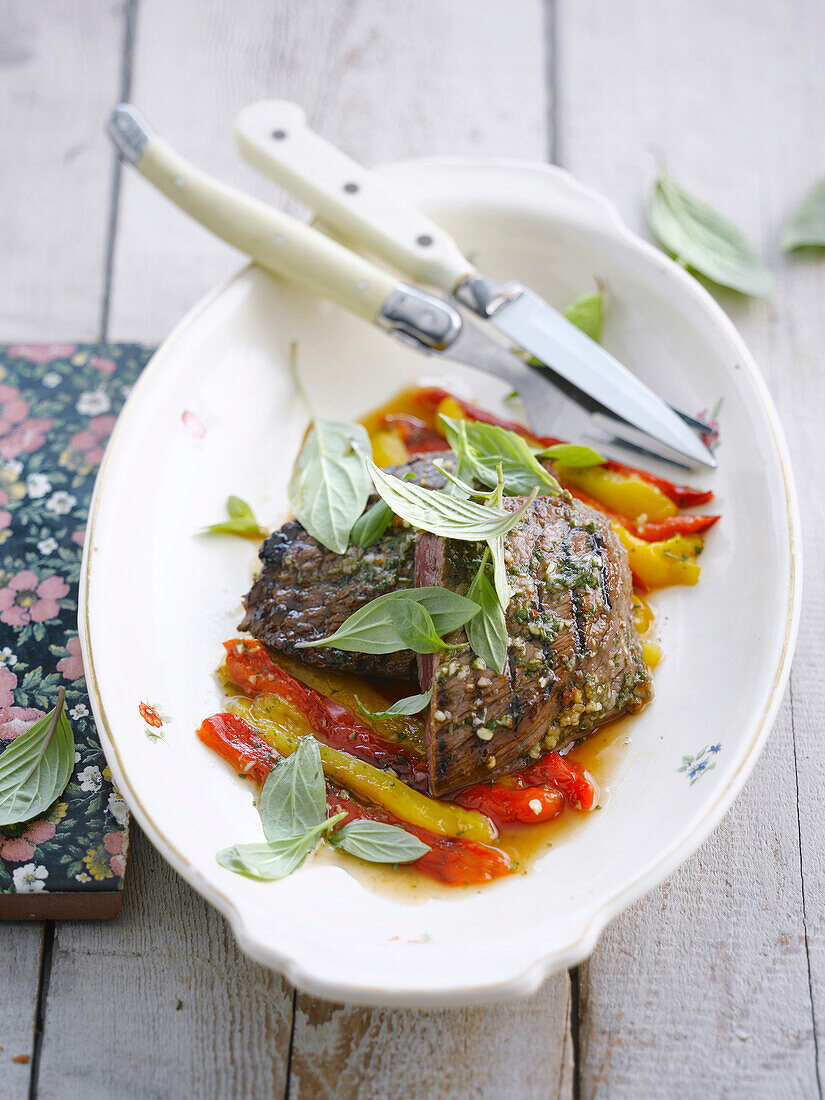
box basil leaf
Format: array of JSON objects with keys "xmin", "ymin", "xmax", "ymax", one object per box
[
  {"xmin": 440, "ymin": 416, "xmax": 559, "ymax": 497},
  {"xmin": 258, "ymin": 736, "xmax": 326, "ymax": 841},
  {"xmin": 217, "ymin": 812, "xmax": 346, "ymax": 881},
  {"xmin": 537, "ymin": 443, "xmax": 606, "ymax": 469},
  {"xmin": 203, "ymin": 495, "xmax": 268, "ymax": 539},
  {"xmin": 782, "ymin": 179, "xmax": 825, "ymax": 252},
  {"xmin": 649, "ymin": 174, "xmax": 772, "ymax": 298},
  {"xmin": 0, "ymin": 689, "xmax": 75, "ymax": 827},
  {"xmin": 467, "ymin": 563, "xmax": 509, "ymax": 674},
  {"xmin": 355, "ymin": 688, "xmax": 433, "ymax": 721},
  {"xmin": 564, "ymin": 290, "xmax": 603, "ymax": 342},
  {"xmin": 296, "ymin": 588, "xmax": 479, "ymax": 654},
  {"xmin": 329, "ymin": 820, "xmax": 430, "ymax": 863},
  {"xmin": 368, "ymin": 457, "xmax": 538, "ymax": 540},
  {"xmin": 488, "ymin": 534, "xmax": 512, "ymax": 608},
  {"xmin": 388, "ymin": 600, "xmax": 458, "ymax": 654},
  {"xmin": 430, "ymin": 460, "xmax": 484, "ymax": 498},
  {"xmin": 349, "ymin": 499, "xmax": 394, "ymax": 548},
  {"xmin": 288, "ymin": 420, "xmax": 372, "ymax": 554}
]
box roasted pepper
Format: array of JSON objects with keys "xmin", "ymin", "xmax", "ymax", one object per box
[
  {"xmin": 453, "ymin": 781, "xmax": 564, "ymax": 825},
  {"xmin": 612, "ymin": 523, "xmax": 702, "ymax": 589},
  {"xmin": 520, "ymin": 751, "xmax": 599, "ymax": 811},
  {"xmin": 371, "ymin": 427, "xmax": 409, "ymax": 467},
  {"xmin": 558, "ymin": 465, "xmax": 677, "ymax": 522}
]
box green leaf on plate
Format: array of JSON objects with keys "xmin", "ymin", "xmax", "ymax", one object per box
[
  {"xmin": 649, "ymin": 174, "xmax": 772, "ymax": 298},
  {"xmin": 564, "ymin": 290, "xmax": 603, "ymax": 342},
  {"xmin": 439, "ymin": 416, "xmax": 559, "ymax": 497},
  {"xmin": 355, "ymin": 687, "xmax": 434, "ymax": 722},
  {"xmin": 297, "ymin": 588, "xmax": 478, "ymax": 655},
  {"xmin": 387, "ymin": 600, "xmax": 459, "ymax": 654},
  {"xmin": 0, "ymin": 689, "xmax": 75, "ymax": 827},
  {"xmin": 258, "ymin": 736, "xmax": 327, "ymax": 841},
  {"xmin": 288, "ymin": 420, "xmax": 372, "ymax": 554},
  {"xmin": 537, "ymin": 443, "xmax": 606, "ymax": 469},
  {"xmin": 349, "ymin": 499, "xmax": 394, "ymax": 548},
  {"xmin": 466, "ymin": 558, "xmax": 509, "ymax": 674},
  {"xmin": 329, "ymin": 819, "xmax": 430, "ymax": 863},
  {"xmin": 202, "ymin": 495, "xmax": 268, "ymax": 539},
  {"xmin": 216, "ymin": 815, "xmax": 346, "ymax": 881},
  {"xmin": 367, "ymin": 457, "xmax": 538, "ymax": 540},
  {"xmin": 782, "ymin": 179, "xmax": 825, "ymax": 252}
]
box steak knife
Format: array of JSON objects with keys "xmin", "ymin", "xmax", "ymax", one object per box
[
  {"xmin": 234, "ymin": 100, "xmax": 715, "ymax": 469},
  {"xmin": 106, "ymin": 105, "xmax": 584, "ymax": 438}
]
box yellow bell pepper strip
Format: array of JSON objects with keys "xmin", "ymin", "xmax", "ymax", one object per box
[
  {"xmin": 612, "ymin": 522, "xmax": 702, "ymax": 589},
  {"xmin": 641, "ymin": 642, "xmax": 663, "ymax": 668},
  {"xmin": 227, "ymin": 694, "xmax": 499, "ymax": 846},
  {"xmin": 370, "ymin": 427, "xmax": 409, "ymax": 467},
  {"xmin": 558, "ymin": 465, "xmax": 677, "ymax": 522},
  {"xmin": 631, "ymin": 592, "xmax": 655, "ymax": 634}
]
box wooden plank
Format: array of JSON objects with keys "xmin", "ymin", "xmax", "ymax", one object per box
[
  {"xmin": 36, "ymin": 825, "xmax": 293, "ymax": 1100},
  {"xmin": 0, "ymin": 1, "xmax": 124, "ymax": 340},
  {"xmin": 556, "ymin": 0, "xmax": 822, "ymax": 1094}
]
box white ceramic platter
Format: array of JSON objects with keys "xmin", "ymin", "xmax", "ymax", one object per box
[{"xmin": 80, "ymin": 161, "xmax": 801, "ymax": 1007}]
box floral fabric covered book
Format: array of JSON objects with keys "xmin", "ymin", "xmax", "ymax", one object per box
[{"xmin": 0, "ymin": 343, "xmax": 152, "ymax": 917}]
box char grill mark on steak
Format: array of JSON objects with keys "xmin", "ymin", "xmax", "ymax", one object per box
[
  {"xmin": 416, "ymin": 494, "xmax": 652, "ymax": 796},
  {"xmin": 240, "ymin": 453, "xmax": 452, "ymax": 679}
]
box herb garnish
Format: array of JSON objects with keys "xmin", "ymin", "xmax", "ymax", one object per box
[
  {"xmin": 0, "ymin": 688, "xmax": 75, "ymax": 826},
  {"xmin": 355, "ymin": 687, "xmax": 433, "ymax": 722},
  {"xmin": 349, "ymin": 499, "xmax": 394, "ymax": 548},
  {"xmin": 216, "ymin": 733, "xmax": 429, "ymax": 879},
  {"xmin": 649, "ymin": 174, "xmax": 772, "ymax": 298},
  {"xmin": 466, "ymin": 549, "xmax": 509, "ymax": 674},
  {"xmin": 782, "ymin": 179, "xmax": 825, "ymax": 252},
  {"xmin": 288, "ymin": 420, "xmax": 372, "ymax": 553},
  {"xmin": 564, "ymin": 289, "xmax": 603, "ymax": 342},
  {"xmin": 439, "ymin": 416, "xmax": 559, "ymax": 497},
  {"xmin": 202, "ymin": 495, "xmax": 268, "ymax": 539},
  {"xmin": 537, "ymin": 443, "xmax": 606, "ymax": 469}
]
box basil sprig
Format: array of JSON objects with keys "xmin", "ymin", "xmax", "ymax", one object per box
[
  {"xmin": 367, "ymin": 457, "xmax": 537, "ymax": 540},
  {"xmin": 0, "ymin": 688, "xmax": 75, "ymax": 826},
  {"xmin": 216, "ymin": 733, "xmax": 429, "ymax": 879},
  {"xmin": 649, "ymin": 174, "xmax": 772, "ymax": 298},
  {"xmin": 466, "ymin": 550, "xmax": 509, "ymax": 674},
  {"xmin": 288, "ymin": 420, "xmax": 372, "ymax": 554},
  {"xmin": 564, "ymin": 290, "xmax": 603, "ymax": 342},
  {"xmin": 355, "ymin": 687, "xmax": 433, "ymax": 722},
  {"xmin": 202, "ymin": 495, "xmax": 269, "ymax": 539},
  {"xmin": 782, "ymin": 179, "xmax": 825, "ymax": 252},
  {"xmin": 439, "ymin": 416, "xmax": 559, "ymax": 497},
  {"xmin": 388, "ymin": 600, "xmax": 461, "ymax": 654},
  {"xmin": 349, "ymin": 499, "xmax": 394, "ymax": 548},
  {"xmin": 537, "ymin": 443, "xmax": 605, "ymax": 469},
  {"xmin": 296, "ymin": 588, "xmax": 478, "ymax": 655}
]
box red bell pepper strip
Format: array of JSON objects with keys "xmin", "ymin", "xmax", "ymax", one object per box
[
  {"xmin": 414, "ymin": 386, "xmax": 558, "ymax": 442},
  {"xmin": 452, "ymin": 781, "xmax": 563, "ymax": 826},
  {"xmin": 223, "ymin": 640, "xmax": 430, "ymax": 790},
  {"xmin": 565, "ymin": 486, "xmax": 719, "ymax": 542},
  {"xmin": 325, "ymin": 789, "xmax": 512, "ymax": 886},
  {"xmin": 198, "ymin": 711, "xmax": 510, "ymax": 886},
  {"xmin": 197, "ymin": 712, "xmax": 279, "ymax": 784},
  {"xmin": 380, "ymin": 414, "xmax": 447, "ymax": 454},
  {"xmin": 519, "ymin": 752, "xmax": 599, "ymax": 811}
]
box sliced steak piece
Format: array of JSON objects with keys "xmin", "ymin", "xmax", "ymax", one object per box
[
  {"xmin": 239, "ymin": 453, "xmax": 451, "ymax": 679},
  {"xmin": 416, "ymin": 494, "xmax": 652, "ymax": 795}
]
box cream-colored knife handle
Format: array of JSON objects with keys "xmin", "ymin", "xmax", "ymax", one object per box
[
  {"xmin": 234, "ymin": 100, "xmax": 475, "ymax": 293},
  {"xmin": 108, "ymin": 105, "xmax": 396, "ymax": 322}
]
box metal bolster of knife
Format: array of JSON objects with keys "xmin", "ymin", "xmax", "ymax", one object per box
[
  {"xmin": 453, "ymin": 273, "xmax": 524, "ymax": 318},
  {"xmin": 376, "ymin": 285, "xmax": 463, "ymax": 352},
  {"xmin": 108, "ymin": 104, "xmax": 151, "ymax": 165}
]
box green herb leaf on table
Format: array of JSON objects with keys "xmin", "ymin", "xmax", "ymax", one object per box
[
  {"xmin": 466, "ymin": 559, "xmax": 509, "ymax": 674},
  {"xmin": 649, "ymin": 174, "xmax": 772, "ymax": 298},
  {"xmin": 349, "ymin": 499, "xmax": 394, "ymax": 548},
  {"xmin": 782, "ymin": 179, "xmax": 825, "ymax": 252},
  {"xmin": 537, "ymin": 443, "xmax": 606, "ymax": 469},
  {"xmin": 439, "ymin": 416, "xmax": 559, "ymax": 497},
  {"xmin": 355, "ymin": 688, "xmax": 433, "ymax": 721},
  {"xmin": 216, "ymin": 814, "xmax": 346, "ymax": 881},
  {"xmin": 563, "ymin": 290, "xmax": 603, "ymax": 342},
  {"xmin": 0, "ymin": 688, "xmax": 75, "ymax": 827},
  {"xmin": 367, "ymin": 457, "xmax": 538, "ymax": 541},
  {"xmin": 202, "ymin": 495, "xmax": 269, "ymax": 539},
  {"xmin": 387, "ymin": 600, "xmax": 459, "ymax": 654},
  {"xmin": 297, "ymin": 588, "xmax": 478, "ymax": 655},
  {"xmin": 329, "ymin": 820, "xmax": 430, "ymax": 863},
  {"xmin": 258, "ymin": 736, "xmax": 327, "ymax": 841},
  {"xmin": 288, "ymin": 420, "xmax": 372, "ymax": 554}
]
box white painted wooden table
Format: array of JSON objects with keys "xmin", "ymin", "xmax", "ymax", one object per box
[{"xmin": 1, "ymin": 1, "xmax": 822, "ymax": 1096}]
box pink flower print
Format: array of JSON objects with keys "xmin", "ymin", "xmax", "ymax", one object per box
[
  {"xmin": 71, "ymin": 528, "xmax": 85, "ymax": 547},
  {"xmin": 7, "ymin": 344, "xmax": 76, "ymax": 364},
  {"xmin": 103, "ymin": 830, "xmax": 126, "ymax": 877},
  {"xmin": 0, "ymin": 707, "xmax": 45, "ymax": 741},
  {"xmin": 90, "ymin": 355, "xmax": 116, "ymax": 374},
  {"xmin": 182, "ymin": 410, "xmax": 206, "ymax": 438},
  {"xmin": 57, "ymin": 635, "xmax": 85, "ymax": 682},
  {"xmin": 0, "ymin": 665, "xmax": 16, "ymax": 709},
  {"xmin": 0, "ymin": 383, "xmax": 29, "ymax": 436},
  {"xmin": 0, "ymin": 819, "xmax": 57, "ymax": 863},
  {"xmin": 63, "ymin": 414, "xmax": 116, "ymax": 470},
  {"xmin": 0, "ymin": 570, "xmax": 69, "ymax": 627},
  {"xmin": 0, "ymin": 417, "xmax": 52, "ymax": 461},
  {"xmin": 0, "ymin": 487, "xmax": 10, "ymax": 538}
]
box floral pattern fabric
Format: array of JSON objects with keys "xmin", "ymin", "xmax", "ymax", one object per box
[{"xmin": 0, "ymin": 344, "xmax": 152, "ymax": 894}]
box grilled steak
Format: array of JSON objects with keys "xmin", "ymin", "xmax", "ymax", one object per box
[
  {"xmin": 239, "ymin": 454, "xmax": 451, "ymax": 678},
  {"xmin": 415, "ymin": 494, "xmax": 652, "ymax": 795}
]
